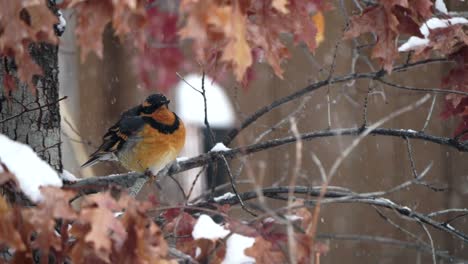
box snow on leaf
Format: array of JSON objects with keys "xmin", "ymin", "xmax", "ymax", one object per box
[
  {"xmin": 0, "ymin": 134, "xmax": 62, "ymax": 202},
  {"xmin": 192, "ymin": 214, "xmax": 229, "ymax": 240},
  {"xmin": 434, "ymin": 0, "xmax": 448, "ymax": 14},
  {"xmin": 179, "ymin": 215, "xmax": 256, "ymax": 263},
  {"xmin": 420, "ymin": 17, "xmax": 468, "ymax": 37},
  {"xmin": 222, "ymin": 233, "xmax": 255, "ymax": 264},
  {"xmin": 345, "ymin": 0, "xmax": 434, "ymax": 73},
  {"xmin": 398, "ymin": 17, "xmax": 468, "ymax": 55},
  {"xmin": 398, "ymin": 36, "xmax": 429, "ymax": 52}
]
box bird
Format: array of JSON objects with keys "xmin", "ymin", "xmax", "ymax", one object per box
[{"xmin": 82, "ymin": 93, "xmax": 186, "ymax": 175}]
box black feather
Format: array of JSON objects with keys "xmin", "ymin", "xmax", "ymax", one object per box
[{"xmin": 141, "ymin": 114, "xmax": 180, "ymax": 134}]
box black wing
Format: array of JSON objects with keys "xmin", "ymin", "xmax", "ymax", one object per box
[{"xmin": 81, "ymin": 106, "xmax": 144, "ymax": 168}]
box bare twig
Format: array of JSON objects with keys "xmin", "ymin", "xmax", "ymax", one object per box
[
  {"xmin": 377, "ymin": 78, "xmax": 468, "ymax": 97},
  {"xmin": 420, "ymin": 223, "xmax": 437, "ymax": 264},
  {"xmin": 405, "ymin": 138, "xmax": 419, "ymax": 179},
  {"xmin": 220, "ymin": 155, "xmax": 256, "ymax": 217},
  {"xmin": 223, "ymin": 58, "xmax": 450, "ymax": 145},
  {"xmin": 0, "ymin": 96, "xmax": 67, "ymax": 124},
  {"xmin": 201, "ymin": 71, "xmax": 216, "ymax": 146},
  {"xmin": 374, "ymin": 207, "xmax": 428, "ymax": 246},
  {"xmin": 328, "ymin": 95, "xmax": 430, "ymax": 182},
  {"xmin": 427, "ymin": 208, "xmax": 468, "ymax": 218},
  {"xmin": 422, "ymin": 95, "xmax": 437, "ymax": 132}
]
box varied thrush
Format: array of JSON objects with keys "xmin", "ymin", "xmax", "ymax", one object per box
[{"xmin": 82, "ymin": 94, "xmax": 186, "ymax": 174}]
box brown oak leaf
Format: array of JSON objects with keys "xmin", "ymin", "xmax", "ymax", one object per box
[
  {"xmin": 78, "ymin": 192, "xmax": 127, "ymax": 262},
  {"xmin": 68, "ymin": 0, "xmax": 147, "ymax": 62},
  {"xmin": 0, "ymin": 195, "xmax": 25, "ymax": 251},
  {"xmin": 0, "ymin": 0, "xmax": 58, "ymax": 88},
  {"xmin": 221, "ymin": 3, "xmax": 252, "ymax": 81},
  {"xmin": 245, "ymin": 237, "xmax": 286, "ymax": 263},
  {"xmin": 21, "ymin": 187, "xmax": 77, "ymax": 262},
  {"xmin": 345, "ymin": 0, "xmax": 434, "ymax": 73}
]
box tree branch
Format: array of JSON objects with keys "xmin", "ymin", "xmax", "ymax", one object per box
[
  {"xmin": 64, "ymin": 127, "xmax": 468, "ymax": 194},
  {"xmin": 223, "ymin": 58, "xmax": 451, "ymax": 145},
  {"xmin": 208, "ymin": 186, "xmax": 468, "ymax": 244}
]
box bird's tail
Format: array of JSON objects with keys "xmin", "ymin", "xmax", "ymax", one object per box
[{"xmin": 81, "ymin": 153, "xmax": 114, "ymax": 168}]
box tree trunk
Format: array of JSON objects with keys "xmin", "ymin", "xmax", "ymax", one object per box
[{"xmin": 0, "ymin": 43, "xmax": 62, "ymax": 172}]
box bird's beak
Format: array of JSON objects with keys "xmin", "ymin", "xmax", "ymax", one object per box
[{"xmin": 165, "ymin": 99, "xmax": 170, "ymax": 105}]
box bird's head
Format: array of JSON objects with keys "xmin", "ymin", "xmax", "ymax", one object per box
[{"xmin": 140, "ymin": 94, "xmax": 171, "ymax": 114}]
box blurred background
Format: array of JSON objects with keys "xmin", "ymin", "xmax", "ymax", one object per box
[{"xmin": 58, "ymin": 1, "xmax": 468, "ymax": 262}]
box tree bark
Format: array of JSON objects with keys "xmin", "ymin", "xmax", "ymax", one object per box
[{"xmin": 0, "ymin": 43, "xmax": 62, "ymax": 172}]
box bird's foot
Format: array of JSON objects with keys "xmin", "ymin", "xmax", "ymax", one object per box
[{"xmin": 145, "ymin": 170, "xmax": 162, "ymax": 190}]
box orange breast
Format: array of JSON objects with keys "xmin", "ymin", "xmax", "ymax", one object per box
[{"xmin": 119, "ymin": 120, "xmax": 185, "ymax": 173}]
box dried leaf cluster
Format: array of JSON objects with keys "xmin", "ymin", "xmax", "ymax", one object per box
[
  {"xmin": 1, "ymin": 0, "xmax": 466, "ymax": 104},
  {"xmin": 344, "ymin": 0, "xmax": 433, "ymax": 72},
  {"xmin": 1, "ymin": 0, "xmax": 327, "ymax": 91},
  {"xmin": 178, "ymin": 0, "xmax": 328, "ymax": 83},
  {"xmin": 0, "ymin": 184, "xmax": 175, "ymax": 263},
  {"xmin": 161, "ymin": 206, "xmax": 328, "ymax": 263},
  {"xmin": 0, "ymin": 0, "xmax": 59, "ymax": 91},
  {"xmin": 0, "ymin": 167, "xmax": 327, "ymax": 263},
  {"xmin": 345, "ymin": 0, "xmax": 468, "ymax": 138}
]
